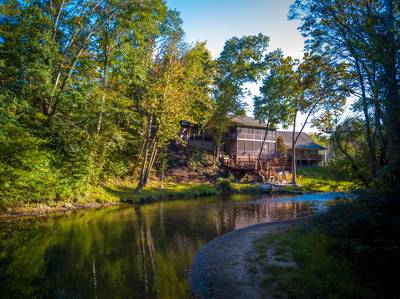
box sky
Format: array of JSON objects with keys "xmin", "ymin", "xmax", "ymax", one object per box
[
  {"xmin": 165, "ymin": 0, "xmax": 317, "ymax": 132},
  {"xmin": 166, "ymin": 0, "xmax": 304, "ymax": 59}
]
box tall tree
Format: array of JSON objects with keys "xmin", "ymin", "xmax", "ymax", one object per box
[
  {"xmin": 253, "ymin": 50, "xmax": 292, "ymax": 179},
  {"xmin": 257, "ymin": 52, "xmax": 349, "ymax": 183},
  {"xmin": 134, "ymin": 11, "xmax": 215, "ymax": 193},
  {"xmin": 290, "ymin": 0, "xmax": 400, "ymax": 194},
  {"xmin": 209, "ymin": 34, "xmax": 270, "ymax": 161}
]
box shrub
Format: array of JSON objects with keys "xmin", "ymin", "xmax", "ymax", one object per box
[{"xmin": 215, "ymin": 177, "xmax": 233, "ymax": 193}]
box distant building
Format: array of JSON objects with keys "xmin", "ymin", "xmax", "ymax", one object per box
[{"xmin": 276, "ymin": 130, "xmax": 326, "ymax": 167}]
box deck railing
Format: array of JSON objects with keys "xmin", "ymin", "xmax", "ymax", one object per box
[
  {"xmin": 293, "ymin": 154, "xmax": 324, "ymax": 161},
  {"xmin": 223, "ymin": 157, "xmax": 290, "ymax": 171}
]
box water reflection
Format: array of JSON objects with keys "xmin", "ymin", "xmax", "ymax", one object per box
[{"xmin": 0, "ymin": 193, "xmax": 339, "ymax": 298}]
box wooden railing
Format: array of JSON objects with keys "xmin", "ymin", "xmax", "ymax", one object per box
[
  {"xmin": 293, "ymin": 154, "xmax": 324, "ymax": 161},
  {"xmin": 224, "ymin": 159, "xmax": 257, "ymax": 170},
  {"xmin": 223, "ymin": 158, "xmax": 290, "ymax": 171}
]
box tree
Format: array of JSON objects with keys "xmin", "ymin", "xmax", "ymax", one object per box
[
  {"xmin": 134, "ymin": 11, "xmax": 215, "ymax": 193},
  {"xmin": 209, "ymin": 34, "xmax": 270, "ymax": 162},
  {"xmin": 253, "ymin": 50, "xmax": 292, "ymax": 180},
  {"xmin": 290, "ymin": 0, "xmax": 400, "ymax": 194},
  {"xmin": 257, "ymin": 52, "xmax": 349, "ymax": 184},
  {"xmin": 313, "ymin": 111, "xmax": 371, "ymax": 186},
  {"xmin": 276, "ymin": 136, "xmax": 288, "ymax": 162}
]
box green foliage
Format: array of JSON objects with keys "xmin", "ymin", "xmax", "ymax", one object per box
[
  {"xmin": 314, "ymin": 197, "xmax": 400, "ymax": 298},
  {"xmin": 132, "ymin": 183, "xmax": 219, "ymax": 203},
  {"xmin": 276, "ymin": 136, "xmax": 287, "ymax": 161},
  {"xmin": 256, "ymin": 195, "xmax": 400, "ymax": 298},
  {"xmin": 215, "ymin": 177, "xmax": 233, "ymax": 193},
  {"xmin": 0, "ymin": 1, "xmax": 216, "ymax": 203},
  {"xmin": 187, "ymin": 150, "xmax": 210, "ymax": 172},
  {"xmin": 297, "ymin": 167, "xmax": 360, "ymax": 192},
  {"xmin": 290, "ymin": 0, "xmax": 400, "ymax": 196},
  {"xmin": 0, "ymin": 110, "xmax": 58, "ymax": 205},
  {"xmin": 209, "ymin": 34, "xmax": 270, "ymax": 155}
]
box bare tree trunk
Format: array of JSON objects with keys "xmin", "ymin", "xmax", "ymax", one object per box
[
  {"xmin": 381, "ymin": 0, "xmax": 400, "ymax": 196},
  {"xmin": 214, "ymin": 141, "xmax": 220, "ymax": 167},
  {"xmin": 136, "ymin": 139, "xmax": 151, "ymax": 193},
  {"xmin": 291, "ymin": 110, "xmax": 298, "ymax": 184},
  {"xmin": 257, "ymin": 122, "xmax": 270, "ymax": 182},
  {"xmin": 97, "ymin": 2, "xmax": 111, "ymax": 133},
  {"xmin": 354, "ymin": 59, "xmax": 378, "ymax": 181},
  {"xmin": 136, "ymin": 123, "xmax": 159, "ymax": 194},
  {"xmin": 160, "ymin": 158, "xmax": 165, "ymax": 188}
]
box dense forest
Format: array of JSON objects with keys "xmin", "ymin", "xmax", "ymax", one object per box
[{"xmin": 0, "ymin": 0, "xmax": 399, "ymax": 206}]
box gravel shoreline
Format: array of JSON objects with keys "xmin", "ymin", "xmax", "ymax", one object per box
[{"xmin": 190, "ymin": 218, "xmax": 307, "ymax": 299}]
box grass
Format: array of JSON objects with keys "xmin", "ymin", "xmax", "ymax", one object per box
[
  {"xmin": 254, "ymin": 195, "xmax": 400, "ymax": 298},
  {"xmin": 297, "ymin": 167, "xmax": 360, "ymax": 192},
  {"xmin": 2, "ymin": 167, "xmax": 352, "ymax": 214},
  {"xmin": 106, "ymin": 180, "xmax": 262, "ymax": 203},
  {"xmin": 254, "ymin": 226, "xmax": 375, "ymax": 299},
  {"xmin": 1, "ymin": 177, "xmax": 300, "ymax": 216}
]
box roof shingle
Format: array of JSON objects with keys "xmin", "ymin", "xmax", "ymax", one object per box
[
  {"xmin": 229, "ymin": 115, "xmax": 271, "ymax": 129},
  {"xmin": 277, "ymin": 130, "xmax": 325, "ymax": 150}
]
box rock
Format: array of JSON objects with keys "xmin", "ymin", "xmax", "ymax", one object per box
[{"xmin": 120, "ymin": 198, "xmax": 132, "ymax": 203}]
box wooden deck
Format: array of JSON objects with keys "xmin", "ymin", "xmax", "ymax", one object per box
[
  {"xmin": 223, "ymin": 158, "xmax": 291, "ymax": 182},
  {"xmin": 223, "ymin": 158, "xmax": 290, "ymax": 170}
]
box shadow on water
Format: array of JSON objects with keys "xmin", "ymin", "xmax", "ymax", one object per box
[{"xmin": 0, "ymin": 192, "xmax": 348, "ymax": 298}]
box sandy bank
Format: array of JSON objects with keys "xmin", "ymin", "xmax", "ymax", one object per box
[{"xmin": 190, "ymin": 218, "xmax": 307, "ymax": 299}]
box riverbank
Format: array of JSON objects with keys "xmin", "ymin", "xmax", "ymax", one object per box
[
  {"xmin": 252, "ymin": 195, "xmax": 400, "ymax": 298},
  {"xmin": 0, "ymin": 166, "xmax": 358, "ymax": 220},
  {"xmin": 0, "ymin": 181, "xmax": 299, "ymax": 220},
  {"xmin": 190, "ymin": 218, "xmax": 307, "ymax": 299}
]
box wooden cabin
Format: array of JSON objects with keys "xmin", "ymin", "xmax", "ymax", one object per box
[
  {"xmin": 223, "ymin": 116, "xmax": 277, "ymax": 161},
  {"xmin": 276, "ymin": 131, "xmax": 326, "ymax": 167},
  {"xmin": 180, "ymin": 116, "xmax": 326, "ymax": 181}
]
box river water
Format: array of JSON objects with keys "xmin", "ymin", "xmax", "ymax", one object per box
[{"xmin": 0, "ymin": 192, "xmax": 347, "ymax": 298}]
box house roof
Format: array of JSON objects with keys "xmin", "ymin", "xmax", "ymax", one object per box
[
  {"xmin": 277, "ymin": 130, "xmax": 325, "ymax": 150},
  {"xmin": 229, "ymin": 115, "xmax": 273, "ymax": 129}
]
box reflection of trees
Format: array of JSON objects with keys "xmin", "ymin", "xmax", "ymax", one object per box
[{"xmin": 0, "ymin": 195, "xmax": 318, "ymax": 298}]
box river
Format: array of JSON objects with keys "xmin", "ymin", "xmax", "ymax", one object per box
[{"xmin": 0, "ymin": 192, "xmax": 347, "ymax": 298}]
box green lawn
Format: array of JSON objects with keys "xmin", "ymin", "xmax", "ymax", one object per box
[
  {"xmin": 297, "ymin": 167, "xmax": 359, "ymax": 192},
  {"xmin": 88, "ymin": 180, "xmax": 263, "ymax": 204}
]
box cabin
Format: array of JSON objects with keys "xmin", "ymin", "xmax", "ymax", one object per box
[
  {"xmin": 276, "ymin": 131, "xmax": 326, "ymax": 167},
  {"xmin": 223, "ymin": 116, "xmax": 277, "ymax": 161},
  {"xmin": 180, "ymin": 115, "xmax": 326, "ymax": 180}
]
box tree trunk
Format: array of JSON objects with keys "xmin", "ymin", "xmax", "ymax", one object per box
[
  {"xmin": 135, "ymin": 127, "xmax": 158, "ymax": 194},
  {"xmin": 382, "ymin": 0, "xmax": 400, "ymax": 196},
  {"xmin": 291, "ymin": 111, "xmax": 298, "ymax": 184},
  {"xmin": 214, "ymin": 143, "xmax": 220, "ymax": 166},
  {"xmin": 160, "ymin": 158, "xmax": 165, "ymax": 188},
  {"xmin": 136, "ymin": 139, "xmax": 151, "ymax": 194},
  {"xmin": 257, "ymin": 123, "xmax": 270, "ymax": 182},
  {"xmin": 97, "ymin": 3, "xmax": 111, "ymax": 133},
  {"xmin": 354, "ymin": 59, "xmax": 378, "ymax": 181}
]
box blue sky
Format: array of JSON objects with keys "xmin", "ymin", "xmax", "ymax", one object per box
[
  {"xmin": 165, "ymin": 0, "xmax": 318, "ymax": 131},
  {"xmin": 166, "ymin": 0, "xmax": 304, "ymax": 59}
]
